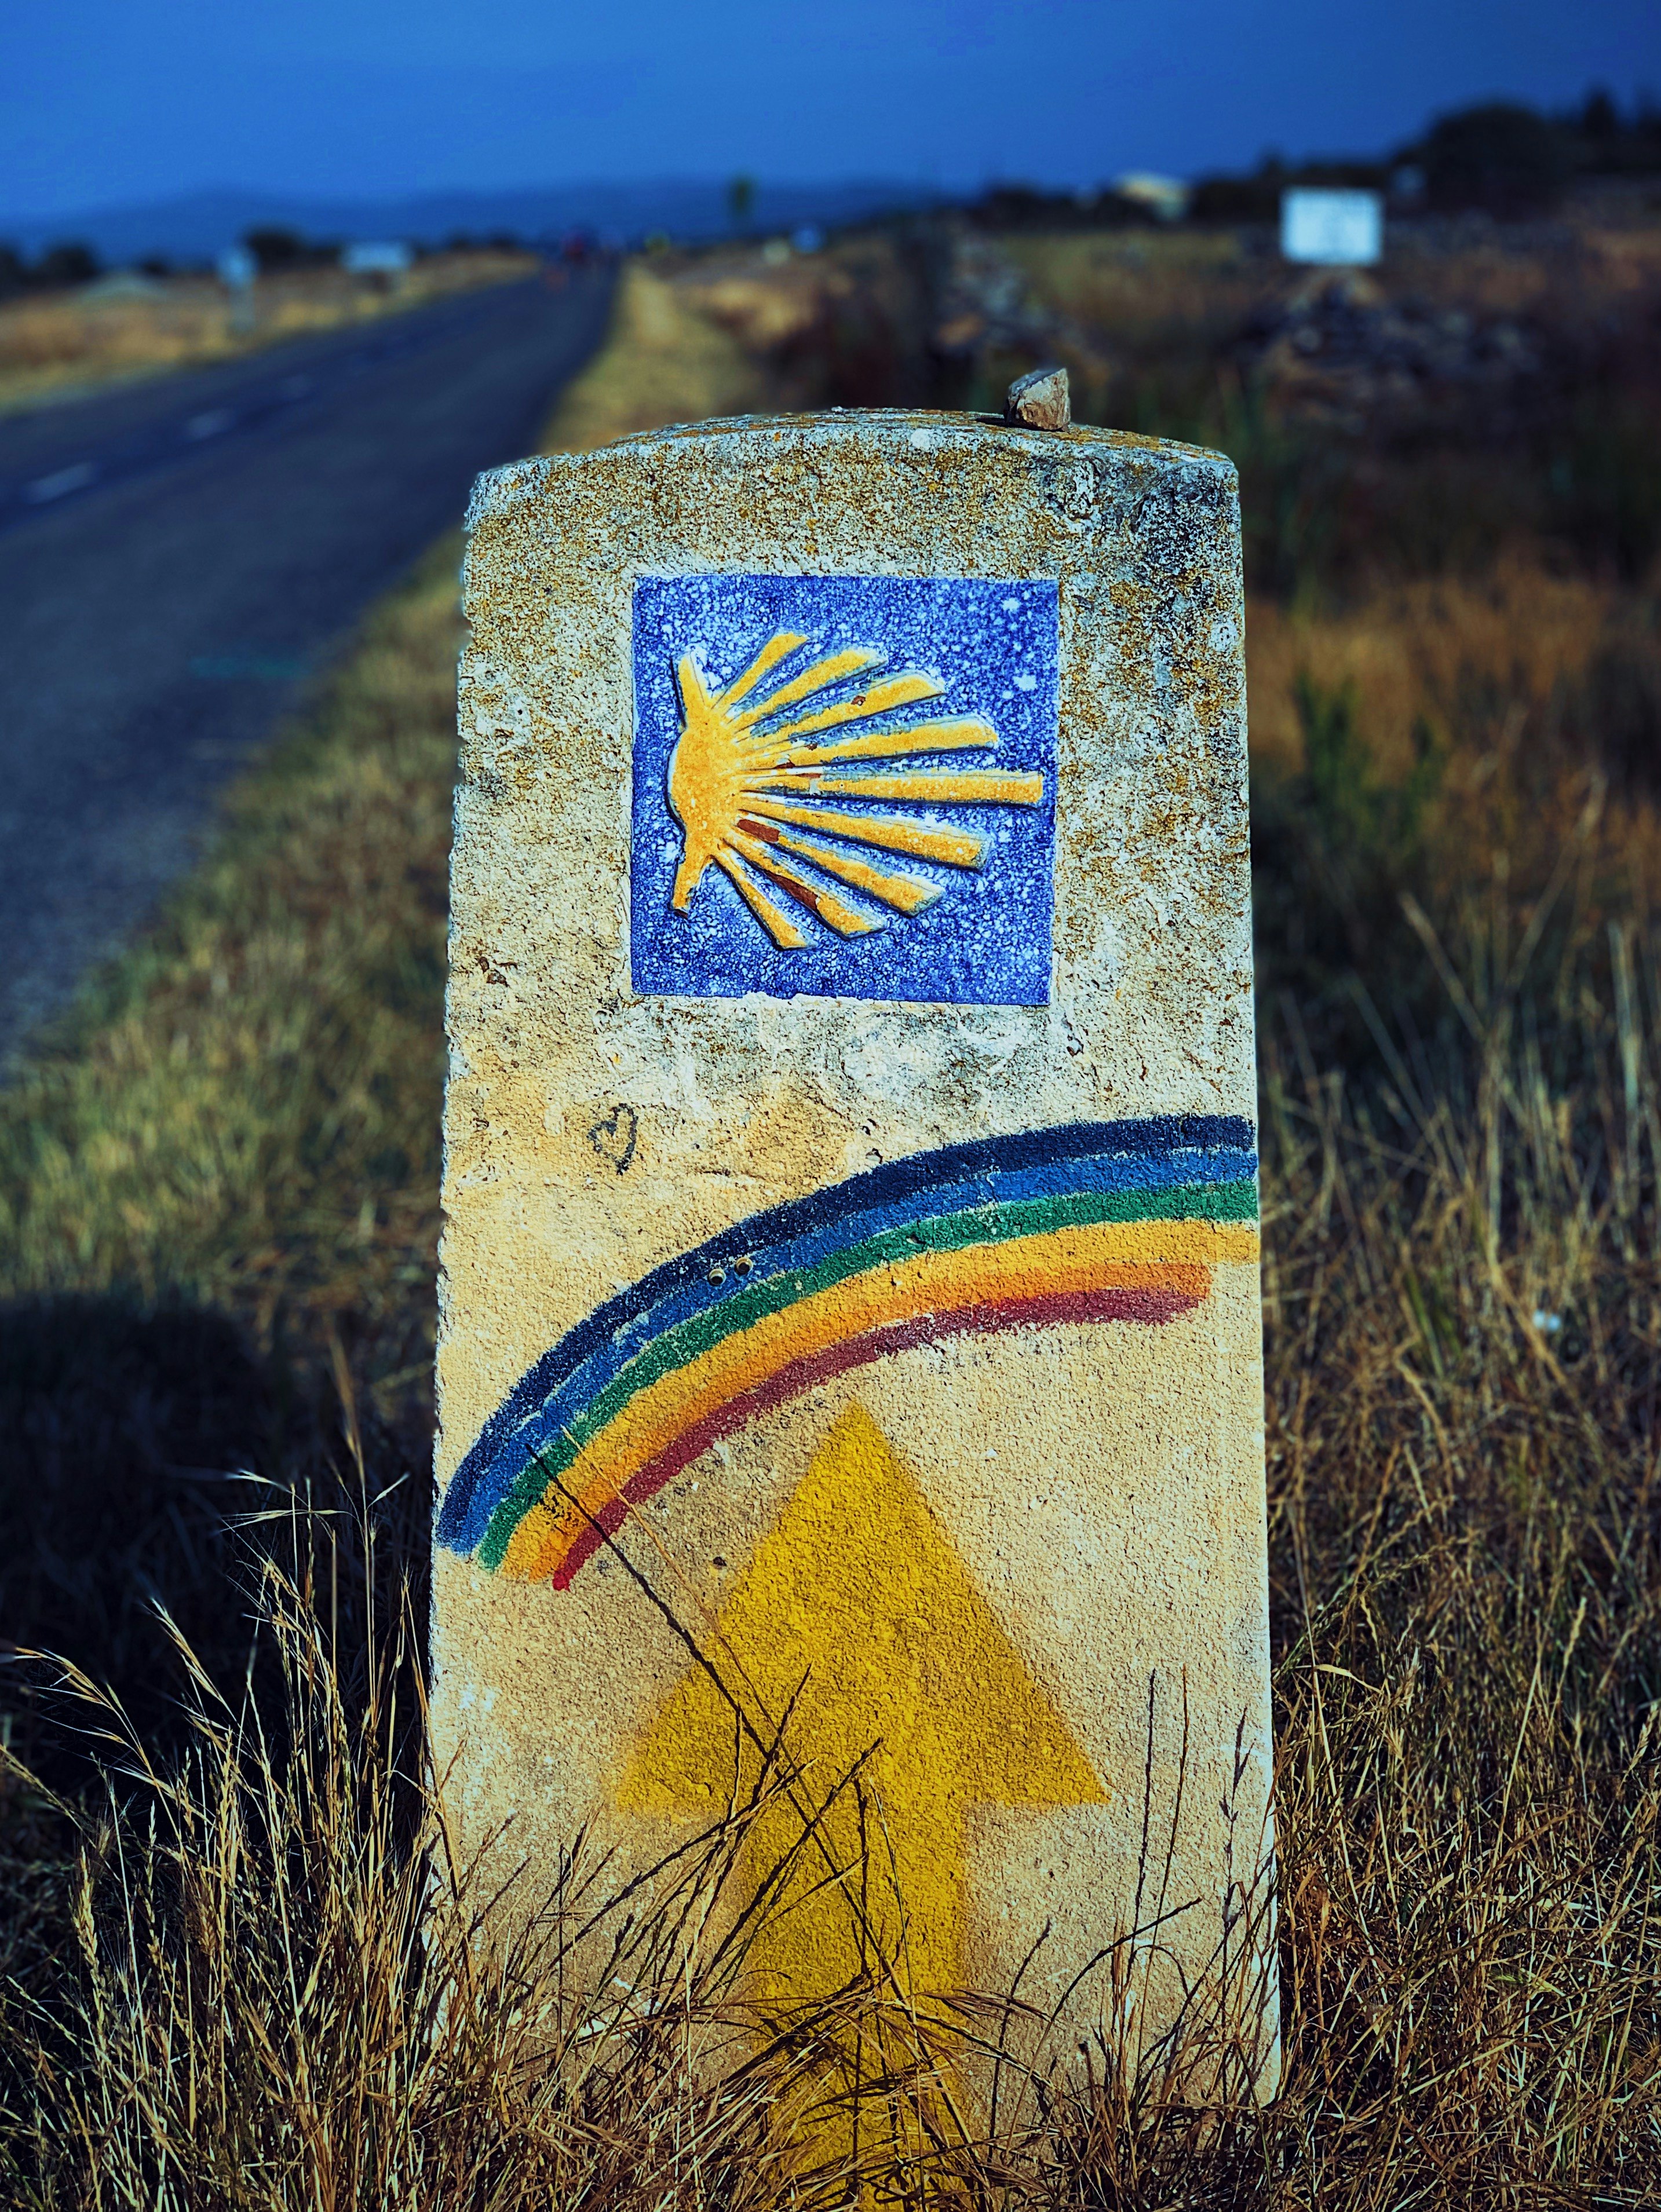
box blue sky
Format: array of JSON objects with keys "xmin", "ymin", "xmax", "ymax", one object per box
[{"xmin": 6, "ymin": 0, "xmax": 1659, "ymax": 219}]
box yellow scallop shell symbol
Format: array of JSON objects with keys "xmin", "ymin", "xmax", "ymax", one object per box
[{"xmin": 666, "ymin": 630, "xmax": 1043, "ymax": 949}]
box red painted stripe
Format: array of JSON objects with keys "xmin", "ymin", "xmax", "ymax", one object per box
[{"xmin": 547, "ymin": 1280, "xmax": 1202, "ymax": 1591}]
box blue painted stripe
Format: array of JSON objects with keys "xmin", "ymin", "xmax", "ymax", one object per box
[
  {"xmin": 438, "ymin": 1115, "xmax": 1256, "ymax": 1553},
  {"xmin": 455, "ymin": 1149, "xmax": 1255, "ymax": 1548}
]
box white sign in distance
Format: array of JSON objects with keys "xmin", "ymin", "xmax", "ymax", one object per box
[
  {"xmin": 343, "ymin": 240, "xmax": 414, "ymax": 276},
  {"xmin": 1280, "ymin": 189, "xmax": 1383, "ymax": 268}
]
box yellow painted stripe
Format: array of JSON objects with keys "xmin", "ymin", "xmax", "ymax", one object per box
[
  {"xmin": 499, "ymin": 1217, "xmax": 1258, "ymax": 1580},
  {"xmin": 783, "ymin": 718, "xmax": 997, "ymax": 766},
  {"xmin": 715, "ymin": 849, "xmax": 807, "ymax": 948},
  {"xmin": 761, "ymin": 672, "xmax": 945, "ymax": 745},
  {"xmin": 718, "ymin": 630, "xmax": 807, "ymax": 711},
  {"xmin": 726, "ymin": 827, "xmax": 879, "ymax": 937},
  {"xmin": 737, "ymin": 799, "xmax": 987, "ymax": 868},
  {"xmin": 731, "ymin": 648, "xmax": 882, "ymax": 731},
  {"xmin": 805, "ymin": 769, "xmax": 1045, "ymax": 804},
  {"xmin": 771, "ymin": 828, "xmax": 941, "ymax": 913}
]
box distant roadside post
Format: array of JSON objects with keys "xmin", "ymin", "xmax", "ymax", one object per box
[
  {"xmin": 1280, "ymin": 187, "xmax": 1383, "ymax": 267},
  {"xmin": 216, "ymin": 243, "xmax": 256, "ymax": 335},
  {"xmin": 432, "ymin": 391, "xmax": 1277, "ymax": 2112}
]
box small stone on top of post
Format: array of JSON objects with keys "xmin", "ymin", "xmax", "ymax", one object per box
[{"xmin": 1005, "ymin": 363, "xmax": 1071, "ymax": 430}]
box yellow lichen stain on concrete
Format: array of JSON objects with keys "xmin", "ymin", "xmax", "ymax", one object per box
[
  {"xmin": 444, "ymin": 1053, "xmax": 588, "ymax": 1184},
  {"xmin": 731, "ymin": 1083, "xmax": 853, "ymax": 1194},
  {"xmin": 619, "ymin": 1402, "xmax": 1106, "ymax": 2012}
]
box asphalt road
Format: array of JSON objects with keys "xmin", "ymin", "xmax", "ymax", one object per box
[{"xmin": 0, "ymin": 268, "xmax": 614, "ymax": 1062}]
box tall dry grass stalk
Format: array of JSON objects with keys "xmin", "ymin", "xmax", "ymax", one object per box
[{"xmin": 1, "ymin": 1486, "xmax": 810, "ymax": 2207}]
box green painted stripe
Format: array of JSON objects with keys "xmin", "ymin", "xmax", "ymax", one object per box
[{"xmin": 477, "ymin": 1175, "xmax": 1256, "ymax": 1568}]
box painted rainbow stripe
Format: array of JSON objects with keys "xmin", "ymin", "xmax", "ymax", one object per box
[{"xmin": 438, "ymin": 1115, "xmax": 1258, "ymax": 1589}]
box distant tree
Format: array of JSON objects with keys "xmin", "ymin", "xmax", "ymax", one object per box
[
  {"xmin": 1562, "ymin": 87, "xmax": 1661, "ymax": 177},
  {"xmin": 137, "ymin": 255, "xmax": 172, "ymax": 279},
  {"xmin": 0, "ymin": 243, "xmax": 25, "ymax": 296},
  {"xmin": 1579, "ymin": 87, "xmax": 1620, "ymax": 147},
  {"xmin": 1290, "ymin": 157, "xmax": 1388, "ymax": 189},
  {"xmin": 1189, "ymin": 147, "xmax": 1388, "ymax": 225},
  {"xmin": 1189, "ymin": 174, "xmax": 1278, "ymax": 224},
  {"xmin": 484, "ymin": 230, "xmax": 521, "ymax": 253},
  {"xmin": 32, "ymin": 242, "xmax": 100, "ymax": 287},
  {"xmin": 727, "ymin": 174, "xmax": 756, "ymax": 232},
  {"xmin": 244, "ymin": 226, "xmax": 306, "ymax": 272},
  {"xmin": 1419, "ymin": 102, "xmax": 1572, "ymax": 215}
]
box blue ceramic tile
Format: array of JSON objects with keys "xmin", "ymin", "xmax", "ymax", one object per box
[{"xmin": 630, "ymin": 574, "xmax": 1058, "ymax": 1004}]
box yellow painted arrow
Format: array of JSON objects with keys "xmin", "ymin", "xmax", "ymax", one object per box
[{"xmin": 618, "ymin": 1401, "xmax": 1107, "ymax": 2015}]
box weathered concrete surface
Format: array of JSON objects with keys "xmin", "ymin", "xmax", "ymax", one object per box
[{"xmin": 432, "ymin": 410, "xmax": 1275, "ymax": 2083}]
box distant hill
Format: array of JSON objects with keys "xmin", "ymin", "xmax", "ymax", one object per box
[{"xmin": 4, "ymin": 180, "xmax": 940, "ymax": 264}]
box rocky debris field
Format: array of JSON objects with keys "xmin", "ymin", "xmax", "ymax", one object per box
[{"xmin": 1233, "ymin": 270, "xmax": 1547, "ymax": 436}]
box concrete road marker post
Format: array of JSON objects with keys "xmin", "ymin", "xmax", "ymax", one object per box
[{"xmin": 433, "ymin": 404, "xmax": 1277, "ymax": 2127}]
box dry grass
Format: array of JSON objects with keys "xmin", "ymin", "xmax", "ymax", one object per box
[
  {"xmin": 542, "ymin": 262, "xmax": 765, "ymax": 451},
  {"xmin": 546, "ymin": 238, "xmax": 933, "ymax": 445},
  {"xmin": 0, "ymin": 251, "xmax": 538, "ymax": 416},
  {"xmin": 2, "ymin": 1485, "xmax": 834, "ymax": 2209},
  {"xmin": 1002, "ymin": 228, "xmax": 1269, "ymax": 365},
  {"xmin": 1002, "ymin": 217, "xmax": 1661, "ymax": 353},
  {"xmin": 1, "ymin": 243, "xmax": 1659, "ymax": 2203},
  {"xmin": 669, "ymin": 233, "xmax": 934, "ymax": 411},
  {"xmin": 1, "ymin": 1469, "xmax": 1280, "ymax": 2209},
  {"xmin": 1256, "ymin": 880, "xmax": 1661, "ymax": 2200}
]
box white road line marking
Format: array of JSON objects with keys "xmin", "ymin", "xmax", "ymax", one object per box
[{"xmin": 24, "ymin": 461, "xmax": 98, "ymax": 503}]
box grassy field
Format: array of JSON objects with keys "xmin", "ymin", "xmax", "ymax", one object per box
[
  {"xmin": 0, "ymin": 248, "xmax": 540, "ymax": 415},
  {"xmin": 1, "ymin": 233, "xmax": 1659, "ymax": 2204}
]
